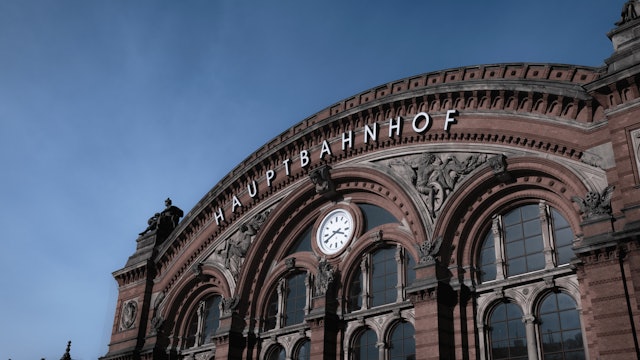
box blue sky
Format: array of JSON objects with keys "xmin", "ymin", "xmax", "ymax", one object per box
[{"xmin": 0, "ymin": 1, "xmax": 620, "ymax": 359}]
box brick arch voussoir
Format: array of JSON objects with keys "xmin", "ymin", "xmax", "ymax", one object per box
[{"xmin": 433, "ymin": 156, "xmax": 589, "ymax": 275}]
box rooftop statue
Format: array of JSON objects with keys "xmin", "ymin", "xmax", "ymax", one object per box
[
  {"xmin": 139, "ymin": 198, "xmax": 184, "ymax": 238},
  {"xmin": 616, "ymin": 0, "xmax": 638, "ymax": 26}
]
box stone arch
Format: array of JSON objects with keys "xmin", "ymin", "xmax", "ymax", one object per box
[
  {"xmin": 235, "ymin": 165, "xmax": 428, "ymax": 320},
  {"xmin": 433, "ymin": 156, "xmax": 591, "ymax": 285},
  {"xmin": 162, "ymin": 265, "xmax": 232, "ymax": 349}
]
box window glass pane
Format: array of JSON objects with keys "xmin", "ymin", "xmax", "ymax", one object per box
[
  {"xmin": 526, "ymin": 252, "xmax": 545, "ymax": 271},
  {"xmin": 552, "ymin": 209, "xmax": 574, "ymax": 265},
  {"xmin": 284, "ymin": 273, "xmax": 306, "ymax": 326},
  {"xmin": 265, "ymin": 291, "xmax": 278, "ymax": 331},
  {"xmin": 507, "ymin": 257, "xmax": 526, "ymax": 276},
  {"xmin": 524, "ymin": 235, "xmax": 543, "ymax": 253},
  {"xmin": 506, "ymin": 241, "xmax": 524, "ymax": 258},
  {"xmin": 523, "ymin": 219, "xmax": 542, "ymax": 237},
  {"xmin": 202, "ymin": 296, "xmax": 221, "ymax": 343},
  {"xmin": 489, "ymin": 302, "xmax": 526, "ymax": 360},
  {"xmin": 371, "ymin": 247, "xmax": 397, "ymax": 307},
  {"xmin": 348, "ymin": 267, "xmax": 362, "ymax": 312},
  {"xmin": 389, "ymin": 322, "xmax": 415, "ymax": 360},
  {"xmin": 358, "ymin": 203, "xmax": 398, "ymax": 231},
  {"xmin": 295, "ymin": 339, "xmax": 310, "ymax": 360},
  {"xmin": 520, "ymin": 204, "xmax": 539, "ymax": 220},
  {"xmin": 503, "ymin": 209, "xmax": 521, "ymax": 226},
  {"xmin": 184, "ymin": 309, "xmax": 199, "ymax": 348},
  {"xmin": 479, "ymin": 232, "xmax": 496, "ymax": 283},
  {"xmin": 287, "ymin": 225, "xmax": 312, "ymax": 255},
  {"xmin": 354, "ymin": 329, "xmax": 377, "ymax": 360},
  {"xmin": 505, "ymin": 224, "xmax": 522, "ymax": 242},
  {"xmin": 539, "ymin": 293, "xmax": 585, "ymax": 359}
]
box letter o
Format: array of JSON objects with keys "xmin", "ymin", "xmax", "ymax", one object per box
[{"xmin": 412, "ymin": 112, "xmax": 432, "ymax": 133}]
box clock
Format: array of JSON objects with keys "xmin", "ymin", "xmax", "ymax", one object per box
[{"xmin": 316, "ymin": 208, "xmax": 354, "ymax": 255}]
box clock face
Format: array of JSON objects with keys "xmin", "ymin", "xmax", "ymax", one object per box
[{"xmin": 316, "ymin": 208, "xmax": 354, "ymax": 255}]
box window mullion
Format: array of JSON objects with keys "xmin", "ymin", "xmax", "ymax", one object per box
[
  {"xmin": 395, "ymin": 245, "xmax": 404, "ymax": 302},
  {"xmin": 276, "ymin": 278, "xmax": 285, "ymax": 329},
  {"xmin": 361, "ymin": 255, "xmax": 370, "ymax": 310},
  {"xmin": 539, "ymin": 201, "xmax": 555, "ymax": 269},
  {"xmin": 492, "ymin": 215, "xmax": 506, "ymax": 280}
]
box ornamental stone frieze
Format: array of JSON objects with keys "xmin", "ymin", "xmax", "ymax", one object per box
[{"xmin": 384, "ymin": 152, "xmax": 488, "ymax": 219}]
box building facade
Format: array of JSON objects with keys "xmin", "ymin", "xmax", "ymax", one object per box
[{"xmin": 102, "ymin": 3, "xmax": 640, "ymax": 359}]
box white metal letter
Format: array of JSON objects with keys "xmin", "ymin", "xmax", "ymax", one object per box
[
  {"xmin": 266, "ymin": 169, "xmax": 276, "ymax": 187},
  {"xmin": 342, "ymin": 131, "xmax": 353, "ymax": 150},
  {"xmin": 444, "ymin": 109, "xmax": 458, "ymax": 132},
  {"xmin": 412, "ymin": 112, "xmax": 432, "ymax": 133},
  {"xmin": 231, "ymin": 195, "xmax": 242, "ymax": 213},
  {"xmin": 282, "ymin": 158, "xmax": 291, "ymax": 176},
  {"xmin": 320, "ymin": 140, "xmax": 332, "ymax": 159},
  {"xmin": 247, "ymin": 180, "xmax": 258, "ymax": 198},
  {"xmin": 388, "ymin": 116, "xmax": 402, "ymax": 137},
  {"xmin": 300, "ymin": 150, "xmax": 310, "ymax": 168},
  {"xmin": 364, "ymin": 123, "xmax": 378, "ymax": 144},
  {"xmin": 214, "ymin": 207, "xmax": 225, "ymax": 225}
]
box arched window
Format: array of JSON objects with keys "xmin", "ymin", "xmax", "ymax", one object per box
[
  {"xmin": 478, "ymin": 202, "xmax": 574, "ymax": 283},
  {"xmin": 389, "ymin": 321, "xmax": 416, "ymax": 360},
  {"xmin": 263, "ymin": 272, "xmax": 308, "ymax": 331},
  {"xmin": 538, "ymin": 292, "xmax": 585, "ymax": 359},
  {"xmin": 294, "ymin": 339, "xmax": 311, "ymax": 360},
  {"xmin": 266, "ymin": 344, "xmax": 286, "ymax": 360},
  {"xmin": 354, "ymin": 328, "xmax": 377, "ymax": 360},
  {"xmin": 184, "ymin": 295, "xmax": 221, "ymax": 348},
  {"xmin": 488, "ymin": 302, "xmax": 527, "ymax": 360}
]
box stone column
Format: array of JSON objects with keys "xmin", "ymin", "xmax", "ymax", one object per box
[{"xmin": 523, "ymin": 314, "xmax": 539, "ymax": 360}]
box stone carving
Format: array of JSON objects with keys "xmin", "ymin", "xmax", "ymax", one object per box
[
  {"xmin": 571, "ymin": 186, "xmax": 615, "ymax": 219},
  {"xmin": 223, "ymin": 209, "xmax": 271, "ymax": 279},
  {"xmin": 616, "ymin": 0, "xmax": 638, "ymax": 26},
  {"xmin": 416, "ymin": 236, "xmax": 443, "ymax": 264},
  {"xmin": 314, "ymin": 259, "xmax": 335, "ymax": 297},
  {"xmin": 150, "ymin": 292, "xmax": 166, "ymax": 334},
  {"xmin": 285, "ymin": 257, "xmax": 296, "ymax": 270},
  {"xmin": 488, "ymin": 154, "xmax": 510, "ymax": 182},
  {"xmin": 389, "ymin": 152, "xmax": 487, "ymax": 218},
  {"xmin": 139, "ymin": 198, "xmax": 184, "ymax": 238},
  {"xmin": 121, "ymin": 299, "xmax": 138, "ymax": 330},
  {"xmin": 221, "ymin": 296, "xmax": 240, "ymax": 316},
  {"xmin": 309, "ymin": 165, "xmax": 336, "ymax": 198}
]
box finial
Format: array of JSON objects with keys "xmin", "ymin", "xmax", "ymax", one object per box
[{"xmin": 60, "ymin": 341, "xmax": 71, "ymax": 360}]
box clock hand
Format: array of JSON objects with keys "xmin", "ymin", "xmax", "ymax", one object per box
[{"xmin": 324, "ymin": 230, "xmax": 339, "ymax": 243}]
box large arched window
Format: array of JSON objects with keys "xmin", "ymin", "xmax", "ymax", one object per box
[
  {"xmin": 538, "ymin": 292, "xmax": 585, "ymax": 359},
  {"xmin": 184, "ymin": 295, "xmax": 221, "ymax": 348},
  {"xmin": 353, "ymin": 328, "xmax": 377, "ymax": 360},
  {"xmin": 389, "ymin": 321, "xmax": 416, "ymax": 360},
  {"xmin": 263, "ymin": 272, "xmax": 308, "ymax": 331},
  {"xmin": 488, "ymin": 302, "xmax": 527, "ymax": 360},
  {"xmin": 478, "ymin": 202, "xmax": 574, "ymax": 283}
]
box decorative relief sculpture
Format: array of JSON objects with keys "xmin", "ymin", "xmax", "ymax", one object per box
[
  {"xmin": 150, "ymin": 292, "xmax": 166, "ymax": 334},
  {"xmin": 120, "ymin": 299, "xmax": 138, "ymax": 330},
  {"xmin": 139, "ymin": 198, "xmax": 184, "ymax": 239},
  {"xmin": 221, "ymin": 296, "xmax": 239, "ymax": 316},
  {"xmin": 223, "ymin": 209, "xmax": 271, "ymax": 280},
  {"xmin": 416, "ymin": 236, "xmax": 443, "ymax": 264},
  {"xmin": 616, "ymin": 0, "xmax": 639, "ymax": 26},
  {"xmin": 309, "ymin": 165, "xmax": 336, "ymax": 198},
  {"xmin": 388, "ymin": 152, "xmax": 487, "ymax": 218},
  {"xmin": 488, "ymin": 154, "xmax": 511, "ymax": 182},
  {"xmin": 314, "ymin": 259, "xmax": 335, "ymax": 297},
  {"xmin": 571, "ymin": 186, "xmax": 615, "ymax": 219}
]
